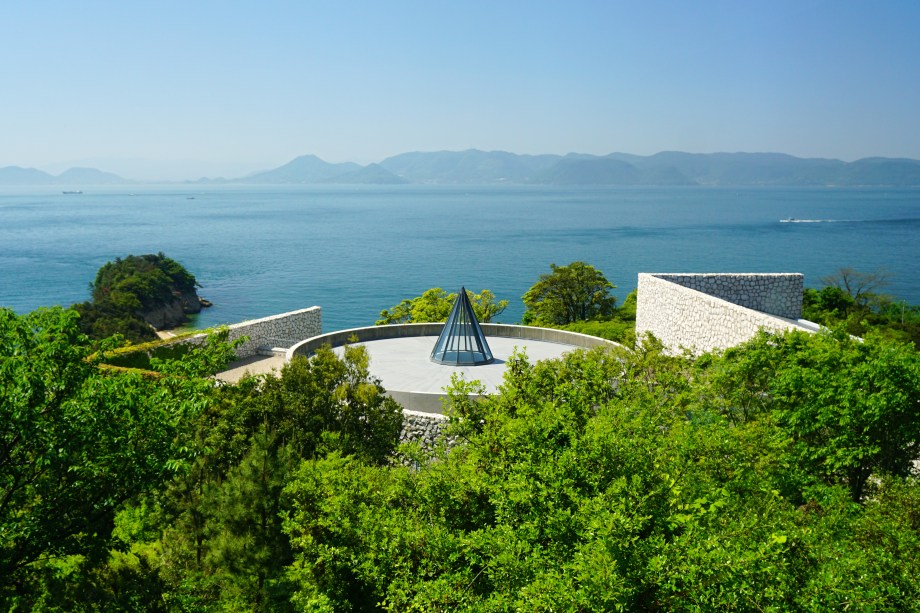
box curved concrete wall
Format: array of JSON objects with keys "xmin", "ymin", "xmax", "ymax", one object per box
[
  {"xmin": 286, "ymin": 322, "xmax": 622, "ymax": 361},
  {"xmin": 286, "ymin": 323, "xmax": 623, "ymax": 415}
]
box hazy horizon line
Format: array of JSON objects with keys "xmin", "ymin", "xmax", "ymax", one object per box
[{"xmin": 7, "ymin": 147, "xmax": 920, "ymax": 184}]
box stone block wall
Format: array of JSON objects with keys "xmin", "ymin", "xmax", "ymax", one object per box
[
  {"xmin": 399, "ymin": 410, "xmax": 451, "ymax": 454},
  {"xmin": 652, "ymin": 273, "xmax": 803, "ymax": 319},
  {"xmin": 636, "ymin": 273, "xmax": 812, "ymax": 354},
  {"xmin": 227, "ymin": 306, "xmax": 322, "ymax": 358}
]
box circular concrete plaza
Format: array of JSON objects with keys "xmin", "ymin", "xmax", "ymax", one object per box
[
  {"xmin": 336, "ymin": 335, "xmax": 581, "ymax": 392},
  {"xmin": 334, "ymin": 336, "xmax": 611, "ymax": 414},
  {"xmin": 289, "ymin": 324, "xmax": 621, "ymax": 414}
]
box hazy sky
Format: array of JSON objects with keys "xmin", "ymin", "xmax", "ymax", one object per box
[{"xmin": 3, "ymin": 1, "xmax": 919, "ymax": 180}]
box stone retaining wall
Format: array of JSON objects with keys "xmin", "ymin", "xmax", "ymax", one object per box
[
  {"xmin": 399, "ymin": 410, "xmax": 451, "ymax": 454},
  {"xmin": 211, "ymin": 307, "xmax": 322, "ymax": 358},
  {"xmin": 636, "ymin": 273, "xmax": 812, "ymax": 354},
  {"xmin": 652, "ymin": 273, "xmax": 803, "ymax": 319}
]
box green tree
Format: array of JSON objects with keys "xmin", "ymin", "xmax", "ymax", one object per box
[
  {"xmin": 768, "ymin": 331, "xmax": 917, "ymax": 502},
  {"xmin": 0, "ymin": 306, "xmax": 234, "ymax": 606},
  {"xmin": 702, "ymin": 328, "xmax": 920, "ymax": 503},
  {"xmin": 91, "ymin": 252, "xmax": 198, "ymax": 307},
  {"xmin": 142, "ymin": 343, "xmax": 404, "ymax": 610},
  {"xmin": 804, "ymin": 269, "xmax": 920, "ymax": 345},
  {"xmin": 281, "ymin": 332, "xmax": 920, "ymax": 610},
  {"xmin": 196, "ymin": 431, "xmax": 297, "ymax": 610},
  {"xmin": 72, "ymin": 299, "xmax": 161, "ymax": 343},
  {"xmin": 821, "ymin": 266, "xmax": 890, "ymax": 308},
  {"xmin": 522, "ymin": 261, "xmax": 616, "ymax": 325},
  {"xmin": 376, "ymin": 287, "xmax": 508, "ymax": 325},
  {"xmin": 803, "ymin": 285, "xmax": 856, "ymax": 321}
]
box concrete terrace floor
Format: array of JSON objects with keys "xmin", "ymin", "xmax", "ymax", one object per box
[
  {"xmin": 332, "ymin": 335, "xmax": 580, "ymax": 395},
  {"xmin": 216, "ymin": 336, "xmax": 584, "ymax": 393}
]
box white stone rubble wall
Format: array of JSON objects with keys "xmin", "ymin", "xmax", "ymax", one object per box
[
  {"xmin": 227, "ymin": 307, "xmax": 322, "ymax": 358},
  {"xmin": 636, "ymin": 273, "xmax": 811, "ymax": 354},
  {"xmin": 652, "ymin": 273, "xmax": 803, "ymax": 319},
  {"xmin": 399, "ymin": 410, "xmax": 451, "ymax": 453}
]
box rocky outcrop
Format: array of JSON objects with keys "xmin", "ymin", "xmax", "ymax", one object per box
[
  {"xmin": 178, "ymin": 289, "xmax": 204, "ymax": 315},
  {"xmin": 140, "ymin": 289, "xmax": 210, "ymax": 330}
]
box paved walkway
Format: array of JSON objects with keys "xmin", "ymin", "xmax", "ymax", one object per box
[{"xmin": 216, "ymin": 354, "xmax": 286, "ymax": 383}]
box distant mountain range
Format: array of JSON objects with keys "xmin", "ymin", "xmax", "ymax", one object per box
[
  {"xmin": 0, "ymin": 166, "xmax": 130, "ymax": 186},
  {"xmin": 4, "ymin": 150, "xmax": 920, "ymax": 187}
]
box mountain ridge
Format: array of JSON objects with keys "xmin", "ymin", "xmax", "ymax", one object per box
[
  {"xmin": 0, "ymin": 166, "xmax": 133, "ymax": 186},
  {"xmin": 3, "ymin": 150, "xmax": 920, "ymax": 186}
]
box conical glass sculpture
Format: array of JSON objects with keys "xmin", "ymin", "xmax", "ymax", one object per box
[{"xmin": 430, "ymin": 287, "xmax": 495, "ymax": 365}]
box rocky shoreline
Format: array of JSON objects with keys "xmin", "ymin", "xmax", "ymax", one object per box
[{"xmin": 142, "ymin": 290, "xmax": 213, "ymax": 331}]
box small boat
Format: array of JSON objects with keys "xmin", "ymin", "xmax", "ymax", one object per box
[
  {"xmin": 780, "ymin": 218, "xmax": 796, "ymax": 223},
  {"xmin": 62, "ymin": 190, "xmax": 83, "ymax": 195}
]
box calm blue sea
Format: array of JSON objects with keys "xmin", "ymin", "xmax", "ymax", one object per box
[{"xmin": 1, "ymin": 185, "xmax": 918, "ymax": 331}]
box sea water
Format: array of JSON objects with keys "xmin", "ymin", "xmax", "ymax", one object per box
[{"xmin": 1, "ymin": 184, "xmax": 918, "ymax": 331}]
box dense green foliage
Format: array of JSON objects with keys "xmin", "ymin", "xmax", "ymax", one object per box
[
  {"xmin": 376, "ymin": 288, "xmax": 508, "ymax": 325},
  {"xmin": 0, "ymin": 307, "xmax": 236, "ymax": 606},
  {"xmin": 135, "ymin": 345, "xmax": 404, "ymax": 611},
  {"xmin": 522, "ymin": 261, "xmax": 617, "ymax": 325},
  {"xmin": 281, "ymin": 331, "xmax": 920, "ymax": 611},
  {"xmin": 0, "ymin": 316, "xmax": 404, "ymax": 611},
  {"xmin": 7, "ymin": 280, "xmax": 920, "ymax": 610},
  {"xmin": 99, "ymin": 332, "xmax": 210, "ymax": 370},
  {"xmin": 804, "ymin": 268, "xmax": 920, "ymax": 345},
  {"xmin": 72, "ymin": 296, "xmax": 161, "ymax": 344},
  {"xmin": 73, "ymin": 253, "xmax": 200, "ymax": 343},
  {"xmin": 91, "ymin": 253, "xmax": 197, "ymax": 307},
  {"xmin": 542, "ymin": 289, "xmax": 638, "ymax": 344}
]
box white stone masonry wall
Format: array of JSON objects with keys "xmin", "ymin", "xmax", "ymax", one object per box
[
  {"xmin": 399, "ymin": 410, "xmax": 451, "ymax": 453},
  {"xmin": 226, "ymin": 307, "xmax": 322, "ymax": 358},
  {"xmin": 653, "ymin": 273, "xmax": 803, "ymax": 319},
  {"xmin": 636, "ymin": 273, "xmax": 811, "ymax": 354}
]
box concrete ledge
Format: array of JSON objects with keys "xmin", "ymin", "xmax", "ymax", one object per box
[
  {"xmin": 480, "ymin": 323, "xmax": 620, "ymax": 348},
  {"xmin": 387, "ymin": 390, "xmax": 474, "ymax": 414},
  {"xmin": 403, "ymin": 408, "xmax": 448, "ymax": 421}
]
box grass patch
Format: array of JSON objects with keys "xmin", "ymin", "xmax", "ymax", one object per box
[
  {"xmin": 100, "ymin": 329, "xmax": 212, "ymax": 369},
  {"xmin": 555, "ymin": 318, "xmax": 635, "ymax": 344}
]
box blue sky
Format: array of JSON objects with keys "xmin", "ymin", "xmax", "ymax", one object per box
[{"xmin": 2, "ymin": 0, "xmax": 919, "ymax": 179}]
